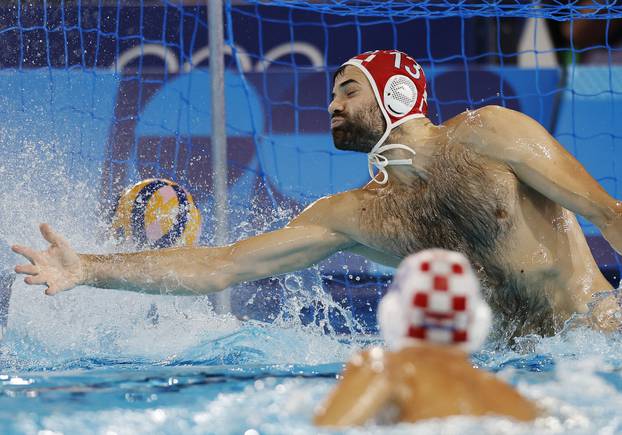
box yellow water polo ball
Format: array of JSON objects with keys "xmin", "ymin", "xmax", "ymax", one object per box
[{"xmin": 111, "ymin": 178, "xmax": 202, "ymax": 248}]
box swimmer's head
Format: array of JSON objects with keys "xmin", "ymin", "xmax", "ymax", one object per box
[
  {"xmin": 329, "ymin": 50, "xmax": 428, "ymax": 152},
  {"xmin": 378, "ymin": 249, "xmax": 492, "ymax": 353}
]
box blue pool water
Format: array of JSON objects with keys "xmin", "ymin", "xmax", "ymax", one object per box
[{"xmin": 2, "ymin": 279, "xmax": 622, "ymax": 435}]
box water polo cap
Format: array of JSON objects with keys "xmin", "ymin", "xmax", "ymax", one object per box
[
  {"xmin": 377, "ymin": 249, "xmax": 492, "ymax": 353},
  {"xmin": 341, "ymin": 50, "xmax": 428, "ymax": 184}
]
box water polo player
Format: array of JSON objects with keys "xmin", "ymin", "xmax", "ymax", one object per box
[
  {"xmin": 13, "ymin": 49, "xmax": 622, "ymax": 337},
  {"xmin": 314, "ymin": 249, "xmax": 537, "ymax": 426}
]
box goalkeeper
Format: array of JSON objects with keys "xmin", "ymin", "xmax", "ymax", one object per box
[{"xmin": 12, "ymin": 50, "xmax": 622, "ymax": 336}]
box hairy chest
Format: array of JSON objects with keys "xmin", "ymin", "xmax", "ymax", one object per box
[
  {"xmin": 360, "ymin": 144, "xmax": 515, "ymax": 265},
  {"xmin": 358, "ymin": 145, "xmax": 563, "ymax": 335}
]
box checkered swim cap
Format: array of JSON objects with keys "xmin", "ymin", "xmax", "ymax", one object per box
[{"xmin": 378, "ymin": 249, "xmax": 492, "ymax": 352}]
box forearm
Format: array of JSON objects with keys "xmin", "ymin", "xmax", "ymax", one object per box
[
  {"xmin": 79, "ymin": 224, "xmax": 349, "ymax": 295},
  {"xmin": 14, "ymin": 195, "xmax": 356, "ymax": 296},
  {"xmin": 80, "ymin": 246, "xmax": 234, "ymax": 295}
]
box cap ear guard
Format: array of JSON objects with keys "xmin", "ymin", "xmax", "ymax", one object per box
[{"xmin": 383, "ymin": 75, "xmax": 418, "ymax": 118}]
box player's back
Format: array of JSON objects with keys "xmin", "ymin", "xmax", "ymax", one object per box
[{"xmin": 385, "ymin": 345, "xmax": 538, "ymax": 423}]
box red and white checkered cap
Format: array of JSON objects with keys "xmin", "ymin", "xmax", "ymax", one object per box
[
  {"xmin": 342, "ymin": 50, "xmax": 428, "ymax": 148},
  {"xmin": 378, "ymin": 249, "xmax": 492, "ymax": 352}
]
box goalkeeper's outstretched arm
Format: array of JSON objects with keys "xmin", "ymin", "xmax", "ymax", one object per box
[{"xmin": 13, "ymin": 194, "xmax": 359, "ymax": 296}]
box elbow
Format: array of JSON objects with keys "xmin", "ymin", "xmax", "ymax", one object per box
[
  {"xmin": 180, "ymin": 271, "xmax": 231, "ymax": 295},
  {"xmin": 188, "ymin": 249, "xmax": 236, "ymax": 294},
  {"xmin": 313, "ymin": 413, "xmax": 331, "ymax": 428},
  {"xmin": 206, "ymin": 272, "xmax": 233, "ymax": 294},
  {"xmin": 161, "ymin": 270, "xmax": 232, "ymax": 295}
]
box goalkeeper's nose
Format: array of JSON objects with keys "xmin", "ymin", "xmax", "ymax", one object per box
[{"xmin": 328, "ymin": 97, "xmax": 345, "ymax": 116}]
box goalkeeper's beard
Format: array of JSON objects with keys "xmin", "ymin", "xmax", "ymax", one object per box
[{"xmin": 332, "ymin": 102, "xmax": 386, "ymax": 153}]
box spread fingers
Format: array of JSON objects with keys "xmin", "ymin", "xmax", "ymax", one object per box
[
  {"xmin": 24, "ymin": 275, "xmax": 48, "ymax": 285},
  {"xmin": 40, "ymin": 224, "xmax": 68, "ymax": 247},
  {"xmin": 15, "ymin": 264, "xmax": 38, "ymax": 275},
  {"xmin": 12, "ymin": 245, "xmax": 41, "ymax": 264}
]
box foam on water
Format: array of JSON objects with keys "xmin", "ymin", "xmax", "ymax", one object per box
[{"xmin": 2, "ymin": 269, "xmax": 363, "ymax": 370}]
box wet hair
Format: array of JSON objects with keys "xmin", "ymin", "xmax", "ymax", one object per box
[{"xmin": 332, "ymin": 65, "xmax": 347, "ymax": 85}]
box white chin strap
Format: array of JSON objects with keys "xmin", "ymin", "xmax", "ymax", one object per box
[{"xmin": 368, "ymin": 143, "xmax": 416, "ymax": 184}]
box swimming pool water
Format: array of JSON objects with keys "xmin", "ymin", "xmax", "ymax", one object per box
[{"xmin": 3, "ymin": 279, "xmax": 622, "ymax": 435}]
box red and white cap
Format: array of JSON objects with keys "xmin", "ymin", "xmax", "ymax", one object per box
[
  {"xmin": 378, "ymin": 249, "xmax": 492, "ymax": 353},
  {"xmin": 342, "ymin": 50, "xmax": 428, "ymax": 148},
  {"xmin": 342, "ymin": 50, "xmax": 428, "ymax": 183}
]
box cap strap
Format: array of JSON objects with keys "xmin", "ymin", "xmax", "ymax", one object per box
[{"xmin": 368, "ymin": 143, "xmax": 416, "ymax": 184}]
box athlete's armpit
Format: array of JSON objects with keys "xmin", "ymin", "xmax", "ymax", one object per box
[{"xmin": 346, "ymin": 244, "xmax": 401, "ymax": 268}]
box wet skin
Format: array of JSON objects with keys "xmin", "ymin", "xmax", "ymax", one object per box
[
  {"xmin": 12, "ymin": 66, "xmax": 622, "ymax": 335},
  {"xmin": 314, "ymin": 344, "xmax": 538, "ymax": 426}
]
